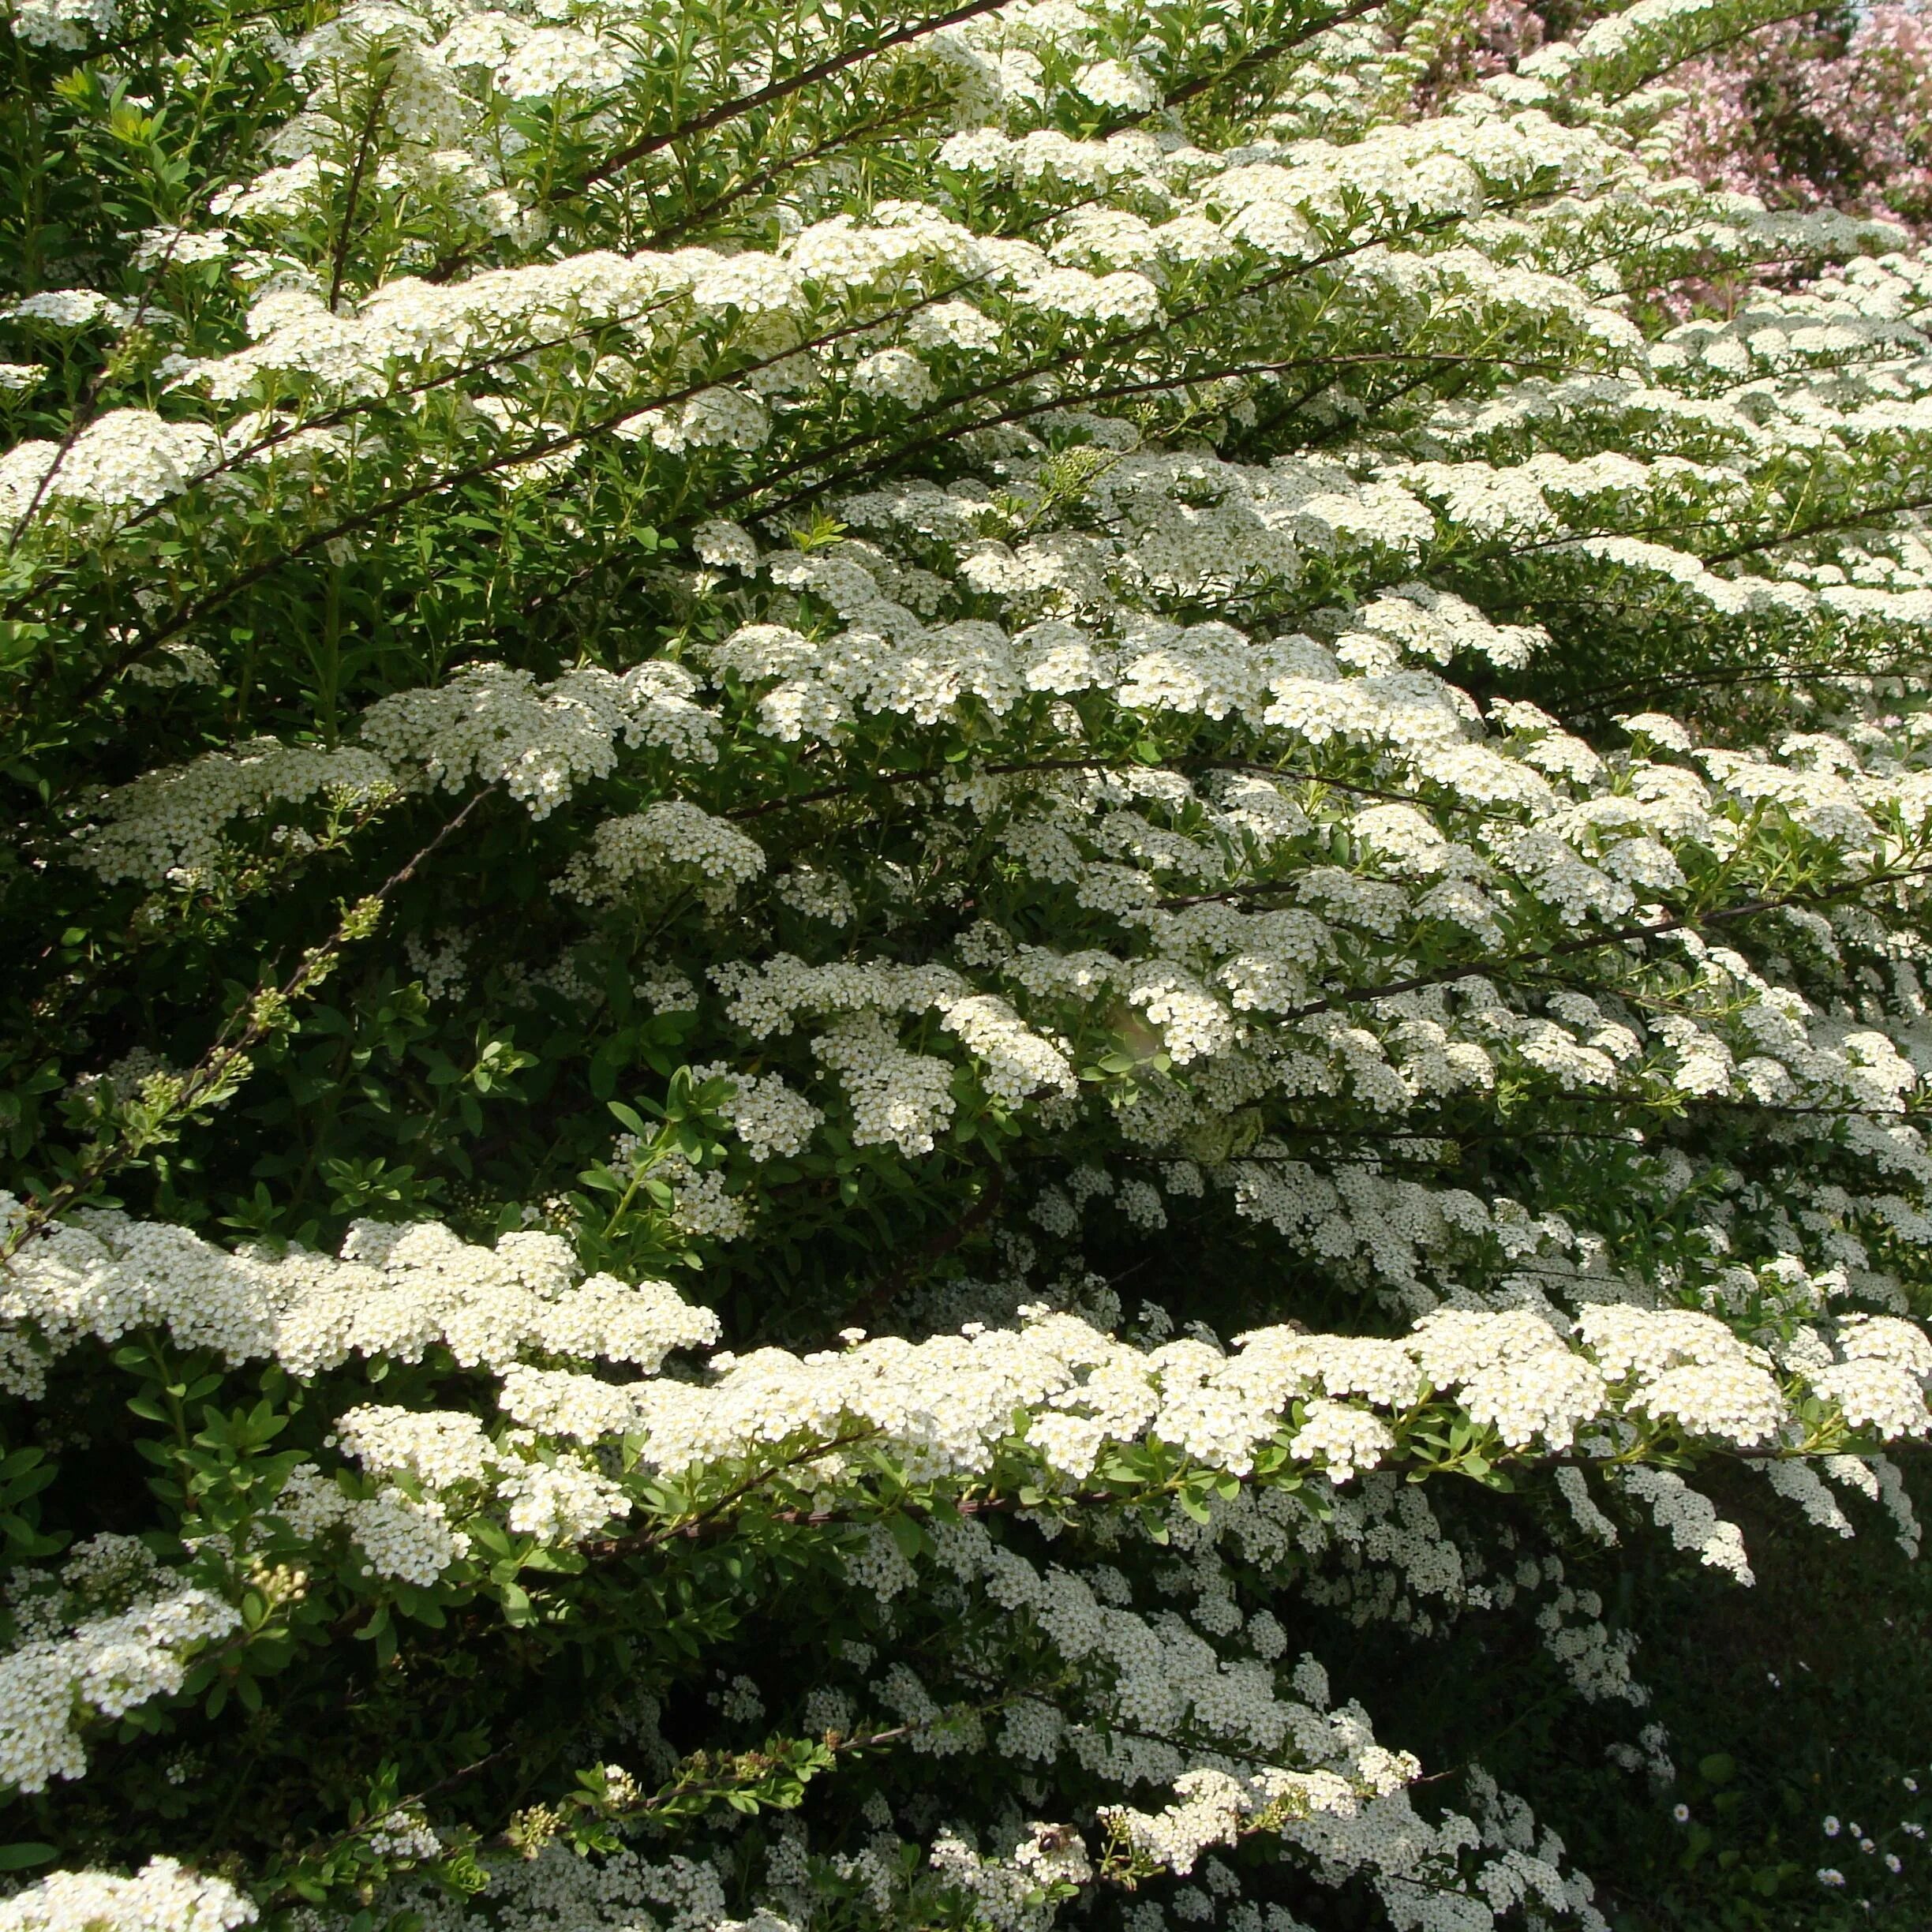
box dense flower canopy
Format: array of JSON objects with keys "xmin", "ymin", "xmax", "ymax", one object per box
[{"xmin": 5, "ymin": 0, "xmax": 1932, "ymax": 1925}]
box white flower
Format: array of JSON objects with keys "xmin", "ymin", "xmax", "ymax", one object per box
[
  {"xmin": 850, "ymin": 348, "xmax": 938, "ymax": 409},
  {"xmin": 557, "ymin": 801, "xmax": 765, "ymax": 907},
  {"xmin": 1073, "ymin": 59, "xmax": 1159, "ymax": 111},
  {"xmin": 0, "ymin": 1582, "xmax": 240, "ymax": 1792},
  {"xmin": 8, "ymin": 0, "xmax": 115, "ymax": 45},
  {"xmin": 0, "ymin": 1859, "xmax": 253, "ymax": 1932},
  {"xmin": 693, "ymin": 519, "xmax": 759, "ymax": 572},
  {"xmin": 496, "ymin": 27, "xmax": 632, "ymax": 97}
]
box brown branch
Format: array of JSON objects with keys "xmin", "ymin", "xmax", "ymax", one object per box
[
  {"xmin": 724, "ymin": 754, "xmax": 1153, "ymax": 821},
  {"xmin": 28, "ymin": 292, "xmax": 923, "ymax": 718},
  {"xmin": 568, "ymin": 0, "xmax": 1012, "ymax": 193},
  {"xmin": 582, "ymin": 1438, "xmax": 1893, "ymax": 1566},
  {"xmin": 1698, "ymin": 491, "xmax": 1932, "ymax": 566},
  {"xmin": 2, "ymin": 299, "xmax": 689, "ymax": 602},
  {"xmin": 1155, "ymin": 0, "xmax": 1387, "ymax": 112},
  {"xmin": 645, "ymin": 100, "xmax": 932, "ymax": 247}
]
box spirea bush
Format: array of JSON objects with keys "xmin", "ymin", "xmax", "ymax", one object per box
[{"xmin": 5, "ymin": 0, "xmax": 1932, "ymax": 1925}]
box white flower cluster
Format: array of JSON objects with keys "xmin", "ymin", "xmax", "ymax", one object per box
[
  {"xmin": 494, "ymin": 24, "xmax": 633, "ymax": 99},
  {"xmin": 360, "ymin": 663, "xmax": 719, "ymax": 816},
  {"xmin": 710, "ymin": 953, "xmax": 1084, "ymax": 1129},
  {"xmin": 0, "ymin": 414, "xmax": 219, "ymax": 532},
  {"xmin": 690, "ymin": 1065, "xmax": 823, "ymax": 1161},
  {"xmin": 1619, "ymin": 1468, "xmax": 1754, "ymax": 1583},
  {"xmin": 0, "ymin": 1579, "xmax": 239, "ymax": 1792},
  {"xmin": 78, "ymin": 741, "xmax": 395, "ymax": 885},
  {"xmin": 935, "ymin": 995, "xmax": 1078, "ymax": 1107},
  {"xmin": 769, "ymin": 865, "xmax": 856, "ymax": 927},
  {"xmin": 1573, "ymin": 1306, "xmax": 1788, "ymax": 1446},
  {"xmin": 1103, "ymin": 1762, "xmax": 1391, "ymax": 1876},
  {"xmin": 928, "ymin": 1829, "xmax": 1080, "ymax": 1932},
  {"xmin": 558, "ymin": 802, "xmax": 766, "ymax": 906},
  {"xmin": 811, "ymin": 1015, "xmax": 959, "ymax": 1156},
  {"xmin": 8, "ymin": 0, "xmax": 117, "ymax": 51},
  {"xmin": 475, "ymin": 1299, "xmax": 1932, "ymax": 1498},
  {"xmin": 313, "ymin": 1406, "xmax": 631, "ymax": 1547},
  {"xmin": 281, "ymin": 1471, "xmax": 472, "ymax": 1586},
  {"xmin": 0, "ymin": 1860, "xmax": 253, "ymax": 1932},
  {"xmin": 82, "ymin": 657, "xmax": 724, "ymax": 882},
  {"xmin": 0, "ymin": 1199, "xmax": 721, "ymax": 1392}
]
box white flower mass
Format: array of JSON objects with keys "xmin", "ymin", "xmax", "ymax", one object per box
[{"xmin": 8, "ymin": 0, "xmax": 1932, "ymax": 1924}]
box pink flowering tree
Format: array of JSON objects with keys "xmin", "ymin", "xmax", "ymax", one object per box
[
  {"xmin": 1675, "ymin": 4, "xmax": 1932, "ymax": 231},
  {"xmin": 1428, "ymin": 0, "xmax": 1932, "ymax": 233}
]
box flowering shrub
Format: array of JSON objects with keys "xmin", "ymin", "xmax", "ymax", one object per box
[{"xmin": 3, "ymin": 0, "xmax": 1932, "ymax": 1926}]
